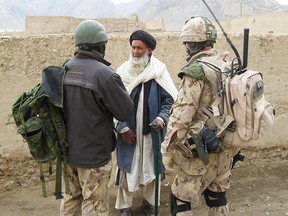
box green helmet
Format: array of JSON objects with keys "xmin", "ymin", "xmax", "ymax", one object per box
[
  {"xmin": 181, "ymin": 16, "xmax": 217, "ymax": 43},
  {"xmin": 74, "ymin": 20, "xmax": 108, "ymax": 47}
]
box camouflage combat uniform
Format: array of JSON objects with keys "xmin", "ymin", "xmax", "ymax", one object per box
[
  {"xmin": 162, "ymin": 49, "xmax": 239, "ymax": 216},
  {"xmin": 60, "ymin": 161, "xmax": 112, "ymax": 216}
]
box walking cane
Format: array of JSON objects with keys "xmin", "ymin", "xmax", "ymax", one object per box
[{"xmin": 152, "ymin": 122, "xmax": 160, "ymax": 216}]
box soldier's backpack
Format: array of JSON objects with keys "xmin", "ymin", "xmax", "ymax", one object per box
[
  {"xmin": 198, "ymin": 56, "xmax": 275, "ymax": 148},
  {"xmin": 12, "ymin": 65, "xmax": 70, "ymax": 199}
]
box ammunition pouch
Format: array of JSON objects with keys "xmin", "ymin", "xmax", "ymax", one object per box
[
  {"xmin": 174, "ymin": 127, "xmax": 224, "ymax": 165},
  {"xmin": 184, "ymin": 127, "xmax": 224, "ymax": 164},
  {"xmin": 187, "ymin": 133, "xmax": 208, "ymax": 164}
]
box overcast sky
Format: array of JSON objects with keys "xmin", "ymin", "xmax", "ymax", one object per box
[
  {"xmin": 111, "ymin": 0, "xmax": 288, "ymax": 5},
  {"xmin": 275, "ymin": 0, "xmax": 288, "ymax": 4},
  {"xmin": 111, "ymin": 0, "xmax": 133, "ymax": 4}
]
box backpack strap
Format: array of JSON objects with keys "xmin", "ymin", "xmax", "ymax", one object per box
[
  {"xmin": 200, "ymin": 103, "xmax": 235, "ymax": 138},
  {"xmin": 54, "ymin": 154, "xmax": 63, "ymax": 199},
  {"xmin": 200, "ymin": 103, "xmax": 222, "ymax": 129},
  {"xmin": 47, "ymin": 102, "xmax": 70, "ymax": 199},
  {"xmin": 62, "ymin": 155, "xmax": 70, "ymax": 193},
  {"xmin": 196, "ymin": 51, "xmax": 232, "ymax": 74},
  {"xmin": 39, "ymin": 163, "xmax": 47, "ymax": 197},
  {"xmin": 42, "ymin": 65, "xmax": 70, "ymax": 199}
]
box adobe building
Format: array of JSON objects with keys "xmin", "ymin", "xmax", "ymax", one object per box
[{"xmin": 24, "ymin": 14, "xmax": 165, "ymax": 34}]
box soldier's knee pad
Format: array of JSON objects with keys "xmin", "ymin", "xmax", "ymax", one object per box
[
  {"xmin": 204, "ymin": 188, "xmax": 227, "ymax": 207},
  {"xmin": 170, "ymin": 191, "xmax": 191, "ymax": 216}
]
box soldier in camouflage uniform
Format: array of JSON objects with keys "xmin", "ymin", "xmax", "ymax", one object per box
[{"xmin": 161, "ymin": 16, "xmax": 239, "ymax": 216}]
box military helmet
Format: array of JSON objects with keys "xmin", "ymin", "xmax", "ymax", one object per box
[
  {"xmin": 181, "ymin": 16, "xmax": 217, "ymax": 43},
  {"xmin": 74, "ymin": 20, "xmax": 108, "ymax": 47}
]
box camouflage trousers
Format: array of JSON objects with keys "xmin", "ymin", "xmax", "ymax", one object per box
[
  {"xmin": 60, "ymin": 161, "xmax": 112, "ymax": 216},
  {"xmin": 171, "ymin": 147, "xmax": 239, "ymax": 216}
]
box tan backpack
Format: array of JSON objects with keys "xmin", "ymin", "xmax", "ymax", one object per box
[{"xmin": 198, "ymin": 57, "xmax": 275, "ymax": 148}]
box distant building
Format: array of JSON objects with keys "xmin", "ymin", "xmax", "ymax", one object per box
[
  {"xmin": 219, "ymin": 12, "xmax": 288, "ymax": 34},
  {"xmin": 24, "ymin": 14, "xmax": 165, "ymax": 34}
]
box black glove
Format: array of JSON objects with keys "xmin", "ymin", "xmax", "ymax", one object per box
[{"xmin": 200, "ymin": 127, "xmax": 224, "ymax": 153}]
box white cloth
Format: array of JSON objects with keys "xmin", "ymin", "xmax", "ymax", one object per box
[
  {"xmin": 126, "ymin": 86, "xmax": 155, "ymax": 192},
  {"xmin": 117, "ymin": 55, "xmax": 178, "ymax": 101},
  {"xmin": 115, "ymin": 85, "xmax": 160, "ymax": 209},
  {"xmin": 115, "ymin": 173, "xmax": 161, "ymax": 209}
]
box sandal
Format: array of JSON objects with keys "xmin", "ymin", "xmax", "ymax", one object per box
[
  {"xmin": 142, "ymin": 203, "xmax": 158, "ymax": 216},
  {"xmin": 120, "ymin": 208, "xmax": 132, "ymax": 216}
]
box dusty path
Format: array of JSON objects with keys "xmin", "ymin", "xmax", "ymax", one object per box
[{"xmin": 1, "ymin": 155, "xmax": 288, "ymax": 216}]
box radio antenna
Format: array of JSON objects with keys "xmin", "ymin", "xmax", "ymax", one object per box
[{"xmin": 201, "ymin": 0, "xmax": 242, "ymax": 74}]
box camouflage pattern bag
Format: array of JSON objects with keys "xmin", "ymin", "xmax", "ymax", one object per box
[
  {"xmin": 12, "ymin": 66, "xmax": 69, "ymax": 199},
  {"xmin": 13, "ymin": 84, "xmax": 57, "ymax": 162}
]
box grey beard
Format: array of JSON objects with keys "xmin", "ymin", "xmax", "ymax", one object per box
[{"xmin": 127, "ymin": 52, "xmax": 150, "ymax": 76}]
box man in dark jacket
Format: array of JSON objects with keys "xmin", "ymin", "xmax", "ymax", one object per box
[
  {"xmin": 60, "ymin": 20, "xmax": 133, "ymax": 216},
  {"xmin": 114, "ymin": 30, "xmax": 178, "ymax": 216}
]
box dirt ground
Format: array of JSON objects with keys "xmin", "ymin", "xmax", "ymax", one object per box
[{"xmin": 0, "ymin": 148, "xmax": 288, "ymax": 216}]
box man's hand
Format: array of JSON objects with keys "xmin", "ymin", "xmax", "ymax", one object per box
[
  {"xmin": 121, "ymin": 129, "xmax": 136, "ymax": 145},
  {"xmin": 150, "ymin": 118, "xmax": 164, "ymax": 131}
]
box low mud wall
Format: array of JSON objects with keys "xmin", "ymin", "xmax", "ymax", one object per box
[{"xmin": 0, "ymin": 32, "xmax": 287, "ymax": 156}]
